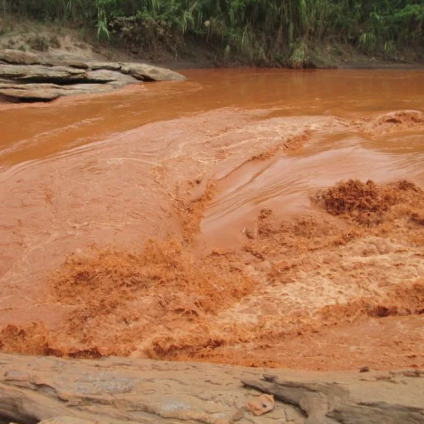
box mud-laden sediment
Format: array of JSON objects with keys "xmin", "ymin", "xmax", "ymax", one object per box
[{"xmin": 1, "ymin": 109, "xmax": 424, "ymax": 370}]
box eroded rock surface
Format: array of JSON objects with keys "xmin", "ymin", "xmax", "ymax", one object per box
[
  {"xmin": 0, "ymin": 49, "xmax": 40, "ymax": 65},
  {"xmin": 243, "ymin": 374, "xmax": 424, "ymax": 424},
  {"xmin": 0, "ymin": 354, "xmax": 423, "ymax": 424},
  {"xmin": 122, "ymin": 62, "xmax": 187, "ymax": 81},
  {"xmin": 0, "ymin": 49, "xmax": 185, "ymax": 102}
]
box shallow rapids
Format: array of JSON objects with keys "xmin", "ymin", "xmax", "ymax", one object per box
[
  {"xmin": 1, "ymin": 69, "xmax": 424, "ymax": 370},
  {"xmin": 2, "ymin": 69, "xmax": 424, "ymax": 164}
]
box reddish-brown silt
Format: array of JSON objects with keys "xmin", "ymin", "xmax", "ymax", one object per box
[{"xmin": 1, "ymin": 69, "xmax": 424, "ymax": 371}]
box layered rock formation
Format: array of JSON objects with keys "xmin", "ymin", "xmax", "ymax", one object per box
[
  {"xmin": 0, "ymin": 354, "xmax": 423, "ymax": 424},
  {"xmin": 0, "ymin": 49, "xmax": 185, "ymax": 102}
]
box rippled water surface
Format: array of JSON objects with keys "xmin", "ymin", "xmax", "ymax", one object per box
[
  {"xmin": 2, "ymin": 68, "xmax": 424, "ymax": 277},
  {"xmin": 2, "ymin": 69, "xmax": 424, "ymax": 164},
  {"xmin": 1, "ymin": 69, "xmax": 424, "ymax": 369}
]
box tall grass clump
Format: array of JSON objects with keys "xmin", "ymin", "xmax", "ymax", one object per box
[{"xmin": 3, "ymin": 0, "xmax": 424, "ymax": 64}]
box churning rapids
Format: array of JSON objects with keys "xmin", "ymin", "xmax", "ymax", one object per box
[{"xmin": 1, "ymin": 69, "xmax": 424, "ymax": 370}]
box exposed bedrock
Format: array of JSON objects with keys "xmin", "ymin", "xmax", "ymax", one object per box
[
  {"xmin": 0, "ymin": 49, "xmax": 185, "ymax": 102},
  {"xmin": 0, "ymin": 354, "xmax": 423, "ymax": 424}
]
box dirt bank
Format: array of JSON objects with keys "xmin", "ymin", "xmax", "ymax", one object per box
[
  {"xmin": 0, "ymin": 16, "xmax": 217, "ymax": 70},
  {"xmin": 1, "ymin": 16, "xmax": 423, "ymax": 70}
]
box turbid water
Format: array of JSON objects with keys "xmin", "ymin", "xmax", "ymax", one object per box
[{"xmin": 1, "ymin": 69, "xmax": 424, "ymax": 370}]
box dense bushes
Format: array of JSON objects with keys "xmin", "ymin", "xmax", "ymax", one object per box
[{"xmin": 3, "ymin": 0, "xmax": 424, "ymax": 64}]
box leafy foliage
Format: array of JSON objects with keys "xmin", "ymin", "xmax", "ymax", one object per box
[{"xmin": 4, "ymin": 0, "xmax": 424, "ymax": 64}]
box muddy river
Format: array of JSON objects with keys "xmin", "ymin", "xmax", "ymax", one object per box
[{"xmin": 1, "ymin": 69, "xmax": 424, "ymax": 370}]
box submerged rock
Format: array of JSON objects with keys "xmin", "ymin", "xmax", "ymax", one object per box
[{"xmin": 0, "ymin": 49, "xmax": 185, "ymax": 103}]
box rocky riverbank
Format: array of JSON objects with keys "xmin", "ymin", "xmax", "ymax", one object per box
[
  {"xmin": 0, "ymin": 49, "xmax": 185, "ymax": 102},
  {"xmin": 1, "ymin": 353, "xmax": 423, "ymax": 424}
]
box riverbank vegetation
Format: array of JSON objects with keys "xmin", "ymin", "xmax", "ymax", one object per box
[{"xmin": 2, "ymin": 0, "xmax": 424, "ymax": 66}]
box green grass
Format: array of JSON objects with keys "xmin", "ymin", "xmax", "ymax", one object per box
[{"xmin": 2, "ymin": 0, "xmax": 424, "ymax": 65}]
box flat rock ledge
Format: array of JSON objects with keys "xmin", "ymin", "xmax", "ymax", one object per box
[
  {"xmin": 0, "ymin": 354, "xmax": 423, "ymax": 424},
  {"xmin": 0, "ymin": 49, "xmax": 185, "ymax": 102}
]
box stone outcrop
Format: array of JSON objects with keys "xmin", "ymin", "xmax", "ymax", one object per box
[
  {"xmin": 0, "ymin": 353, "xmax": 423, "ymax": 424},
  {"xmin": 0, "ymin": 82, "xmax": 116, "ymax": 102},
  {"xmin": 122, "ymin": 63, "xmax": 187, "ymax": 81},
  {"xmin": 0, "ymin": 49, "xmax": 40, "ymax": 66},
  {"xmin": 243, "ymin": 374, "xmax": 424, "ymax": 424},
  {"xmin": 0, "ymin": 65, "xmax": 87, "ymax": 82},
  {"xmin": 0, "ymin": 49, "xmax": 185, "ymax": 102}
]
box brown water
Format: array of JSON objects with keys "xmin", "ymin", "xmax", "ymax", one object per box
[
  {"xmin": 2, "ymin": 68, "xmax": 424, "ymax": 163},
  {"xmin": 1, "ymin": 69, "xmax": 424, "ymax": 370}
]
